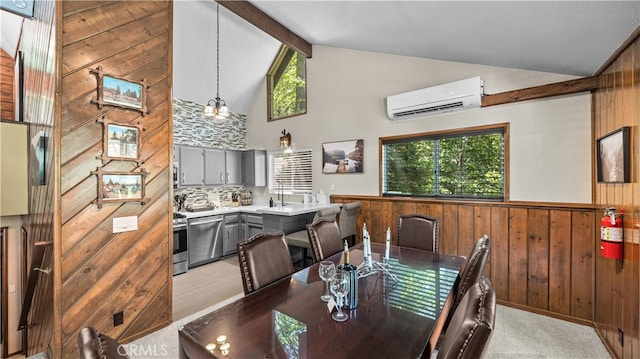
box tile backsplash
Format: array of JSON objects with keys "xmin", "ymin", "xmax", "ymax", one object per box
[{"xmin": 173, "ymin": 98, "xmax": 249, "ymax": 208}]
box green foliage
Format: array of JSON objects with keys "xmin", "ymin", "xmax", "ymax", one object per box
[
  {"xmin": 384, "ymin": 131, "xmax": 504, "ymax": 199},
  {"xmin": 272, "ymin": 52, "xmax": 306, "ymax": 118}
]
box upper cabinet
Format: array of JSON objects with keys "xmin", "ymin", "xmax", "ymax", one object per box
[
  {"xmin": 176, "ymin": 145, "xmax": 257, "ymax": 187},
  {"xmin": 243, "ymin": 149, "xmax": 266, "ymax": 187}
]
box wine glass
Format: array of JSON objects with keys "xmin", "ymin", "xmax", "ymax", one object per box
[
  {"xmin": 318, "ymin": 261, "xmax": 336, "ymax": 302},
  {"xmin": 330, "ymin": 271, "xmax": 350, "ymax": 322}
]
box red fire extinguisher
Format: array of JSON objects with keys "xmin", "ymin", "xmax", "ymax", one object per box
[{"xmin": 600, "ymin": 207, "xmax": 623, "ymax": 259}]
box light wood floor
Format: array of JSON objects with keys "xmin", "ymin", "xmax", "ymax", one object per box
[{"xmin": 172, "ymin": 255, "xmax": 244, "ymax": 322}]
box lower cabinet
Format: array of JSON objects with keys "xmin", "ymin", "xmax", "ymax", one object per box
[
  {"xmin": 240, "ymin": 213, "xmax": 264, "ymax": 240},
  {"xmin": 223, "ymin": 214, "xmax": 240, "ymax": 256}
]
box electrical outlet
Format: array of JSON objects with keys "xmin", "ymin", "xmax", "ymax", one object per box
[
  {"xmin": 8, "ymin": 284, "xmax": 15, "ymax": 293},
  {"xmin": 114, "ymin": 311, "xmax": 124, "ymax": 326},
  {"xmin": 618, "ymin": 328, "xmax": 624, "ymax": 347}
]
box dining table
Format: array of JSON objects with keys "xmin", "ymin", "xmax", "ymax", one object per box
[{"xmin": 178, "ymin": 242, "xmax": 466, "ymax": 359}]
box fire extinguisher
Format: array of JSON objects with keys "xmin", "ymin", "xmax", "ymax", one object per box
[{"xmin": 600, "ymin": 207, "xmax": 623, "ymax": 259}]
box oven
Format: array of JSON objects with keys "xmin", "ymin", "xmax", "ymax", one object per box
[{"xmin": 173, "ymin": 213, "xmax": 188, "ymax": 276}]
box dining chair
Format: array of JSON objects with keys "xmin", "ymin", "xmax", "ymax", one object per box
[
  {"xmin": 236, "ymin": 232, "xmax": 294, "ymax": 295},
  {"xmin": 307, "ymin": 219, "xmax": 344, "ymax": 262},
  {"xmin": 453, "ymin": 234, "xmax": 491, "ymax": 312},
  {"xmin": 285, "ymin": 206, "xmax": 341, "ymax": 267},
  {"xmin": 433, "ymin": 276, "xmax": 496, "ymax": 359},
  {"xmin": 397, "ymin": 214, "xmax": 440, "ymax": 252},
  {"xmin": 338, "ymin": 202, "xmax": 362, "ymax": 246},
  {"xmin": 78, "ymin": 326, "xmax": 129, "ymax": 359}
]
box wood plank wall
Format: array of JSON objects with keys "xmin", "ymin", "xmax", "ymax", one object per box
[
  {"xmin": 593, "ymin": 34, "xmax": 640, "ymax": 359},
  {"xmin": 56, "ymin": 1, "xmax": 173, "ymax": 358},
  {"xmin": 0, "ymin": 49, "xmax": 15, "ymax": 121},
  {"xmin": 332, "ymin": 196, "xmax": 597, "ymax": 323}
]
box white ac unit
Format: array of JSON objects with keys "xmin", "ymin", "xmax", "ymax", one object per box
[{"xmin": 386, "ymin": 77, "xmax": 484, "ymax": 121}]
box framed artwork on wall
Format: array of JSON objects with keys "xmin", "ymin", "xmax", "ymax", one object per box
[
  {"xmin": 97, "ymin": 116, "xmax": 144, "ymax": 165},
  {"xmin": 597, "ymin": 126, "xmax": 630, "ymax": 183},
  {"xmin": 91, "ymin": 168, "xmax": 148, "ymax": 208},
  {"xmin": 322, "ymin": 139, "xmax": 363, "ymax": 174},
  {"xmin": 1, "ymin": 0, "xmax": 34, "ymax": 18},
  {"xmin": 90, "ymin": 66, "xmax": 148, "ymax": 114}
]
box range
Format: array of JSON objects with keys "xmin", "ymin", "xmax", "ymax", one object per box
[{"xmin": 173, "ymin": 212, "xmax": 188, "ymax": 275}]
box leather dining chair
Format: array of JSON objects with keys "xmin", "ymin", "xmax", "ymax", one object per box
[
  {"xmin": 338, "ymin": 202, "xmax": 362, "ymax": 246},
  {"xmin": 78, "ymin": 326, "xmax": 129, "ymax": 359},
  {"xmin": 285, "ymin": 206, "xmax": 341, "ymax": 267},
  {"xmin": 307, "ymin": 219, "xmax": 344, "ymax": 263},
  {"xmin": 453, "ymin": 234, "xmax": 491, "ymax": 312},
  {"xmin": 434, "ymin": 277, "xmax": 496, "ymax": 359},
  {"xmin": 237, "ymin": 232, "xmax": 294, "ymax": 295},
  {"xmin": 397, "ymin": 214, "xmax": 440, "ymax": 252}
]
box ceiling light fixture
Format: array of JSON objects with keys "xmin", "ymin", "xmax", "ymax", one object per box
[{"xmin": 204, "ymin": 3, "xmax": 229, "ymax": 119}]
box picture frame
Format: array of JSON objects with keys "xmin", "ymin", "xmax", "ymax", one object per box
[
  {"xmin": 97, "ymin": 116, "xmax": 143, "ymax": 165},
  {"xmin": 322, "ymin": 139, "xmax": 363, "ymax": 174},
  {"xmin": 91, "ymin": 168, "xmax": 148, "ymax": 208},
  {"xmin": 90, "ymin": 66, "xmax": 148, "ymax": 114},
  {"xmin": 1, "ymin": 0, "xmax": 34, "ymax": 18},
  {"xmin": 597, "ymin": 126, "xmax": 630, "ymax": 183}
]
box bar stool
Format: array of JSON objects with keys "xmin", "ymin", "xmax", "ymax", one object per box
[{"xmin": 338, "ymin": 202, "xmax": 361, "ymax": 246}]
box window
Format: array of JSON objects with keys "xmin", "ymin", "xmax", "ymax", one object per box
[
  {"xmin": 269, "ymin": 149, "xmax": 313, "ymax": 194},
  {"xmin": 381, "ymin": 124, "xmax": 507, "ymax": 200},
  {"xmin": 267, "ymin": 45, "xmax": 307, "ymax": 121}
]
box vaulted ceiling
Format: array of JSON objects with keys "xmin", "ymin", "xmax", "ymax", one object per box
[{"xmin": 2, "ymin": 1, "xmax": 639, "ymax": 116}]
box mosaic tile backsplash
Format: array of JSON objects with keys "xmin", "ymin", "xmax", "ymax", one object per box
[{"xmin": 173, "ymin": 98, "xmax": 250, "ymax": 208}]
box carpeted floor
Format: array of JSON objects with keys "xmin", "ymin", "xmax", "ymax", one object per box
[{"xmin": 124, "ymin": 301, "xmax": 611, "ymax": 359}]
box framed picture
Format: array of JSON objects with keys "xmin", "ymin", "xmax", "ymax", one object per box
[
  {"xmin": 1, "ymin": 0, "xmax": 34, "ymax": 18},
  {"xmin": 97, "ymin": 116, "xmax": 143, "ymax": 164},
  {"xmin": 90, "ymin": 66, "xmax": 148, "ymax": 114},
  {"xmin": 322, "ymin": 139, "xmax": 363, "ymax": 174},
  {"xmin": 597, "ymin": 127, "xmax": 630, "ymax": 183},
  {"xmin": 91, "ymin": 168, "xmax": 148, "ymax": 208}
]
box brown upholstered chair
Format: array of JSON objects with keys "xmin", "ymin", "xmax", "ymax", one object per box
[
  {"xmin": 397, "ymin": 214, "xmax": 440, "ymax": 252},
  {"xmin": 78, "ymin": 326, "xmax": 129, "ymax": 359},
  {"xmin": 435, "ymin": 277, "xmax": 496, "ymax": 359},
  {"xmin": 237, "ymin": 232, "xmax": 294, "ymax": 295},
  {"xmin": 307, "ymin": 219, "xmax": 344, "ymax": 262},
  {"xmin": 285, "ymin": 206, "xmax": 341, "ymax": 267},
  {"xmin": 453, "ymin": 235, "xmax": 491, "ymax": 312},
  {"xmin": 337, "ymin": 202, "xmax": 361, "ymax": 246}
]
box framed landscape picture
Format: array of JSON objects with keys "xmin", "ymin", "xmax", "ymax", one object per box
[
  {"xmin": 597, "ymin": 126, "xmax": 630, "ymax": 183},
  {"xmin": 91, "ymin": 66, "xmax": 148, "ymax": 114},
  {"xmin": 91, "ymin": 168, "xmax": 148, "ymax": 208},
  {"xmin": 322, "ymin": 139, "xmax": 363, "ymax": 174},
  {"xmin": 97, "ymin": 116, "xmax": 143, "ymax": 164}
]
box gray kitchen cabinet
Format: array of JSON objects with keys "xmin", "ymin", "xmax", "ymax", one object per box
[
  {"xmin": 240, "ymin": 213, "xmax": 263, "ymax": 240},
  {"xmin": 225, "ymin": 150, "xmax": 243, "ymax": 185},
  {"xmin": 178, "ymin": 146, "xmax": 204, "ymax": 186},
  {"xmin": 187, "ymin": 215, "xmax": 224, "ymax": 267},
  {"xmin": 204, "ymin": 149, "xmax": 225, "ymax": 185},
  {"xmin": 243, "ymin": 149, "xmax": 266, "ymax": 187},
  {"xmin": 223, "ymin": 214, "xmax": 240, "ymax": 256}
]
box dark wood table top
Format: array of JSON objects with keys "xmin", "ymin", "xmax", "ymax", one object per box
[{"xmin": 178, "ymin": 243, "xmax": 465, "ymax": 359}]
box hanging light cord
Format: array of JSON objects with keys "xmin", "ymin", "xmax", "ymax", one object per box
[{"xmin": 216, "ymin": 3, "xmax": 221, "ymax": 100}]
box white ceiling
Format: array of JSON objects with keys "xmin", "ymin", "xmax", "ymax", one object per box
[{"xmin": 3, "ymin": 1, "xmax": 639, "ymax": 116}]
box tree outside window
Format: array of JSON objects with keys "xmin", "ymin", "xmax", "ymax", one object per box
[{"xmin": 268, "ymin": 45, "xmax": 307, "ymax": 121}]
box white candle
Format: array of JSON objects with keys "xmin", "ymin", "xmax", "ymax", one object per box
[{"xmin": 385, "ymin": 227, "xmax": 391, "ymax": 261}]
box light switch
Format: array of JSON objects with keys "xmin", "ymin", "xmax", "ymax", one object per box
[{"xmin": 113, "ymin": 216, "xmax": 138, "ymax": 233}]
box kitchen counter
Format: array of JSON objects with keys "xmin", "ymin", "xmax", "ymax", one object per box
[{"xmin": 178, "ymin": 202, "xmax": 341, "ymax": 219}]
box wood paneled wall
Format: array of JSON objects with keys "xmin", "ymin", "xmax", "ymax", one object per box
[
  {"xmin": 56, "ymin": 1, "xmax": 173, "ymax": 358},
  {"xmin": 593, "ymin": 33, "xmax": 640, "ymax": 359},
  {"xmin": 332, "ymin": 196, "xmax": 597, "ymax": 323},
  {"xmin": 0, "ymin": 49, "xmax": 15, "ymax": 121}
]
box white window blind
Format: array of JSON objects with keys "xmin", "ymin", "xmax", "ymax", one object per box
[{"xmin": 268, "ymin": 149, "xmax": 313, "ymax": 194}]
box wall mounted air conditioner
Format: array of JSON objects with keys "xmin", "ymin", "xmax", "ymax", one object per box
[{"xmin": 386, "ymin": 77, "xmax": 484, "ymax": 121}]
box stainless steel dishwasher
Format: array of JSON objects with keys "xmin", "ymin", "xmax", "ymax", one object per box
[{"xmin": 187, "ymin": 215, "xmax": 223, "ymax": 268}]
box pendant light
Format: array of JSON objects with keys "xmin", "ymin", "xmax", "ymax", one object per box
[{"xmin": 204, "ymin": 3, "xmax": 229, "ymax": 119}]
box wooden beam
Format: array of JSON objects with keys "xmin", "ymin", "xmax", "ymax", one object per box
[
  {"xmin": 217, "ymin": 0, "xmax": 313, "ymax": 58},
  {"xmin": 481, "ymin": 76, "xmax": 599, "ymax": 107}
]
